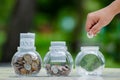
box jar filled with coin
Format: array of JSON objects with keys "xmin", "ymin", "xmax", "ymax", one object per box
[
  {"xmin": 11, "ymin": 33, "xmax": 42, "ymax": 76},
  {"xmin": 44, "ymin": 41, "xmax": 73, "ymax": 76}
]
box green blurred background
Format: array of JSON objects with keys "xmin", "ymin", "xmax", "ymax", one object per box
[{"xmin": 0, "ymin": 0, "xmax": 120, "ymax": 68}]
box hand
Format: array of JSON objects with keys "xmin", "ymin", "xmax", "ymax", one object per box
[{"xmin": 86, "ymin": 7, "xmax": 115, "ymax": 35}]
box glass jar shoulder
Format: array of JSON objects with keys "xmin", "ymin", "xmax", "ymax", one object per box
[
  {"xmin": 76, "ymin": 50, "xmax": 103, "ymax": 58},
  {"xmin": 75, "ymin": 50, "xmax": 105, "ymax": 65}
]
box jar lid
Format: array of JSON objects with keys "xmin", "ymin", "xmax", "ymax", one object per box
[
  {"xmin": 51, "ymin": 41, "xmax": 66, "ymax": 46},
  {"xmin": 19, "ymin": 33, "xmax": 35, "ymax": 49},
  {"xmin": 20, "ymin": 33, "xmax": 35, "ymax": 39},
  {"xmin": 49, "ymin": 41, "xmax": 67, "ymax": 50},
  {"xmin": 81, "ymin": 46, "xmax": 99, "ymax": 51}
]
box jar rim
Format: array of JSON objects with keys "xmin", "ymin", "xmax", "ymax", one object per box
[
  {"xmin": 51, "ymin": 41, "xmax": 66, "ymax": 46},
  {"xmin": 81, "ymin": 46, "xmax": 99, "ymax": 50},
  {"xmin": 49, "ymin": 46, "xmax": 67, "ymax": 50}
]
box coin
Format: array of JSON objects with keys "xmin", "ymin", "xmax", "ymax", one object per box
[
  {"xmin": 32, "ymin": 55, "xmax": 37, "ymax": 60},
  {"xmin": 36, "ymin": 58, "xmax": 40, "ymax": 65},
  {"xmin": 17, "ymin": 61, "xmax": 24, "ymax": 65},
  {"xmin": 58, "ymin": 66, "xmax": 63, "ymax": 71},
  {"xmin": 31, "ymin": 62, "xmax": 38, "ymax": 71},
  {"xmin": 87, "ymin": 31, "xmax": 94, "ymax": 38},
  {"xmin": 51, "ymin": 65, "xmax": 58, "ymax": 74},
  {"xmin": 46, "ymin": 64, "xmax": 71, "ymax": 76},
  {"xmin": 13, "ymin": 53, "xmax": 41, "ymax": 75},
  {"xmin": 20, "ymin": 68, "xmax": 27, "ymax": 74},
  {"xmin": 46, "ymin": 64, "xmax": 51, "ymax": 70},
  {"xmin": 17, "ymin": 57, "xmax": 23, "ymax": 62},
  {"xmin": 24, "ymin": 63, "xmax": 31, "ymax": 70},
  {"xmin": 23, "ymin": 54, "xmax": 32, "ymax": 64},
  {"xmin": 65, "ymin": 65, "xmax": 69, "ymax": 69},
  {"xmin": 62, "ymin": 66, "xmax": 69, "ymax": 71}
]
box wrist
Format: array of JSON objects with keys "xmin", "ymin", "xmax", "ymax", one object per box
[{"xmin": 107, "ymin": 0, "xmax": 120, "ymax": 16}]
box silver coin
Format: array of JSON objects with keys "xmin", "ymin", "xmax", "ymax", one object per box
[
  {"xmin": 87, "ymin": 32, "xmax": 94, "ymax": 38},
  {"xmin": 24, "ymin": 63, "xmax": 31, "ymax": 70},
  {"xmin": 51, "ymin": 65, "xmax": 58, "ymax": 74},
  {"xmin": 32, "ymin": 55, "xmax": 38, "ymax": 60}
]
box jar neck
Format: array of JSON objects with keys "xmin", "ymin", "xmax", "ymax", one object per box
[
  {"xmin": 81, "ymin": 46, "xmax": 99, "ymax": 51},
  {"xmin": 17, "ymin": 47, "xmax": 36, "ymax": 52},
  {"xmin": 49, "ymin": 46, "xmax": 67, "ymax": 51}
]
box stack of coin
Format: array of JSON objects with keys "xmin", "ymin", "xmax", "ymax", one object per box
[
  {"xmin": 13, "ymin": 54, "xmax": 41, "ymax": 75},
  {"xmin": 45, "ymin": 64, "xmax": 71, "ymax": 76}
]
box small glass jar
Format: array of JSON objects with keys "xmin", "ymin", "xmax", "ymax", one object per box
[
  {"xmin": 44, "ymin": 41, "xmax": 73, "ymax": 76},
  {"xmin": 11, "ymin": 33, "xmax": 42, "ymax": 76},
  {"xmin": 75, "ymin": 46, "xmax": 105, "ymax": 76}
]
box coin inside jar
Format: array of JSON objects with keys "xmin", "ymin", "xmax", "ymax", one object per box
[
  {"xmin": 17, "ymin": 57, "xmax": 23, "ymax": 62},
  {"xmin": 20, "ymin": 68, "xmax": 27, "ymax": 75},
  {"xmin": 45, "ymin": 64, "xmax": 71, "ymax": 76},
  {"xmin": 36, "ymin": 59, "xmax": 40, "ymax": 65},
  {"xmin": 23, "ymin": 54, "xmax": 32, "ymax": 64},
  {"xmin": 24, "ymin": 63, "xmax": 31, "ymax": 70},
  {"xmin": 13, "ymin": 53, "xmax": 41, "ymax": 75},
  {"xmin": 32, "ymin": 62, "xmax": 38, "ymax": 71},
  {"xmin": 51, "ymin": 65, "xmax": 58, "ymax": 74}
]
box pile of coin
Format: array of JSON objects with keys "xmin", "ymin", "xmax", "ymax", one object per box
[
  {"xmin": 13, "ymin": 54, "xmax": 41, "ymax": 75},
  {"xmin": 45, "ymin": 64, "xmax": 71, "ymax": 76}
]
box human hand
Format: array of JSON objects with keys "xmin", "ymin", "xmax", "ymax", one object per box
[{"xmin": 86, "ymin": 7, "xmax": 115, "ymax": 36}]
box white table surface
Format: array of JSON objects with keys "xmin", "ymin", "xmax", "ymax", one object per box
[{"xmin": 0, "ymin": 65, "xmax": 120, "ymax": 80}]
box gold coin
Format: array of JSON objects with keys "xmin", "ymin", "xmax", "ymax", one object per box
[
  {"xmin": 23, "ymin": 54, "xmax": 32, "ymax": 64},
  {"xmin": 31, "ymin": 62, "xmax": 38, "ymax": 71},
  {"xmin": 36, "ymin": 59, "xmax": 40, "ymax": 65},
  {"xmin": 17, "ymin": 57, "xmax": 23, "ymax": 62},
  {"xmin": 20, "ymin": 68, "xmax": 27, "ymax": 74}
]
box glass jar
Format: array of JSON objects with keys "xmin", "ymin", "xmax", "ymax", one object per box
[
  {"xmin": 75, "ymin": 46, "xmax": 105, "ymax": 76},
  {"xmin": 44, "ymin": 41, "xmax": 73, "ymax": 76},
  {"xmin": 11, "ymin": 33, "xmax": 42, "ymax": 76}
]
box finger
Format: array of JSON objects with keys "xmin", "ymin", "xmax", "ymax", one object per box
[
  {"xmin": 90, "ymin": 22, "xmax": 101, "ymax": 35},
  {"xmin": 85, "ymin": 15, "xmax": 93, "ymax": 32},
  {"xmin": 86, "ymin": 14, "xmax": 99, "ymax": 32},
  {"xmin": 94, "ymin": 29, "xmax": 100, "ymax": 35},
  {"xmin": 86, "ymin": 21, "xmax": 92, "ymax": 32}
]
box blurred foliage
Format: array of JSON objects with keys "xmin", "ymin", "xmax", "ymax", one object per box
[
  {"xmin": 0, "ymin": 0, "xmax": 14, "ymax": 25},
  {"xmin": 0, "ymin": 0, "xmax": 120, "ymax": 67}
]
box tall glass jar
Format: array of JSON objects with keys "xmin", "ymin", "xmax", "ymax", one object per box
[
  {"xmin": 44, "ymin": 41, "xmax": 73, "ymax": 76},
  {"xmin": 11, "ymin": 33, "xmax": 42, "ymax": 76},
  {"xmin": 75, "ymin": 46, "xmax": 105, "ymax": 76}
]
